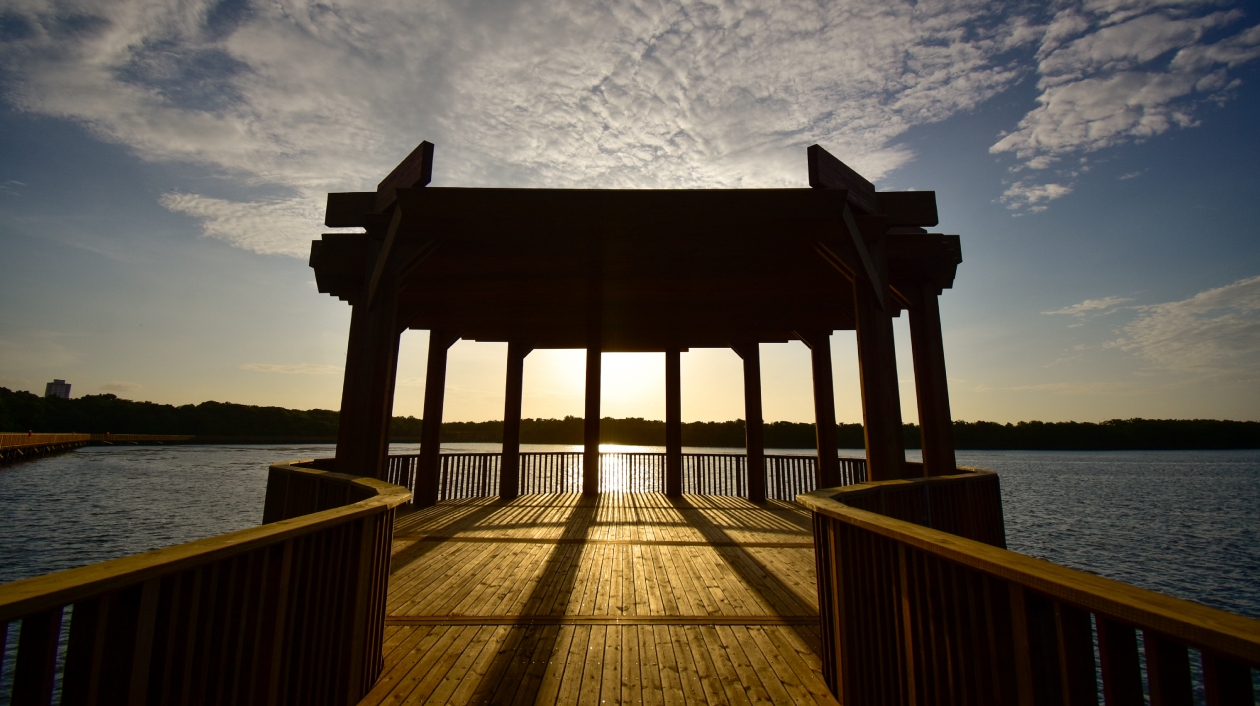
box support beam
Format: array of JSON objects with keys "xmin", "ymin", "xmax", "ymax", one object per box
[
  {"xmin": 583, "ymin": 342, "xmax": 601, "ymax": 496},
  {"xmin": 799, "ymin": 330, "xmax": 841, "ymax": 488},
  {"xmin": 733, "ymin": 343, "xmax": 766, "ymax": 502},
  {"xmin": 665, "ymin": 347, "xmax": 682, "ymax": 497},
  {"xmin": 334, "ymin": 277, "xmax": 401, "ymax": 479},
  {"xmin": 500, "ymin": 341, "xmax": 531, "ymax": 499},
  {"xmin": 415, "ymin": 330, "xmax": 459, "ymax": 507},
  {"xmin": 854, "ymin": 279, "xmax": 907, "ymax": 480},
  {"xmin": 908, "ymin": 284, "xmax": 956, "ymax": 477}
]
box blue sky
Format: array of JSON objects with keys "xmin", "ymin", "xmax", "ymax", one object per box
[{"xmin": 1, "ymin": 0, "xmax": 1258, "ymax": 424}]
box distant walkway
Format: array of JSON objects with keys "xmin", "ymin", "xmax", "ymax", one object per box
[
  {"xmin": 361, "ymin": 493, "xmax": 835, "ymax": 705},
  {"xmin": 0, "ymin": 433, "xmax": 195, "ymax": 463}
]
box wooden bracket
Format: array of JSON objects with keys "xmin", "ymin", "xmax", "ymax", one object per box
[
  {"xmin": 365, "ymin": 205, "xmax": 404, "ymax": 310},
  {"xmin": 430, "ymin": 329, "xmax": 461, "ymax": 351},
  {"xmin": 808, "ymin": 145, "xmax": 892, "ymax": 312},
  {"xmin": 364, "ymin": 142, "xmax": 435, "ymax": 310},
  {"xmin": 793, "ymin": 329, "xmax": 831, "ymax": 351}
]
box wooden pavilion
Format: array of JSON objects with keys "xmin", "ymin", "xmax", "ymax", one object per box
[
  {"xmin": 312, "ymin": 142, "xmax": 962, "ymax": 502},
  {"xmin": 5, "ymin": 144, "xmax": 1257, "ymax": 706}
]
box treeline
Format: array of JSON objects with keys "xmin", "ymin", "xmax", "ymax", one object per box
[
  {"xmin": 0, "ymin": 388, "xmax": 340, "ymax": 437},
  {"xmin": 4, "ymin": 388, "xmax": 1259, "ymax": 449}
]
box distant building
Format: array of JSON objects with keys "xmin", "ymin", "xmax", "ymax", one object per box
[{"xmin": 45, "ymin": 379, "xmax": 71, "ymax": 399}]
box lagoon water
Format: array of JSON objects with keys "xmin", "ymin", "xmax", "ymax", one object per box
[{"xmin": 1, "ymin": 444, "xmax": 1258, "ymax": 620}]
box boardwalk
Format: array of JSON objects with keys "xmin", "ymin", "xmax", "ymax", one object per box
[{"xmin": 361, "ymin": 493, "xmax": 836, "ymax": 705}]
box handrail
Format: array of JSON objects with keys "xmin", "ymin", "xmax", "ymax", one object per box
[
  {"xmin": 0, "ymin": 433, "xmax": 90, "ymax": 448},
  {"xmin": 0, "ymin": 461, "xmax": 411, "ymax": 706},
  {"xmin": 799, "ymin": 470, "xmax": 1260, "ymax": 704},
  {"xmin": 386, "ymin": 450, "xmax": 865, "ymax": 502}
]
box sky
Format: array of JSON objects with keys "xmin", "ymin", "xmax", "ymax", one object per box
[{"xmin": 1, "ymin": 0, "xmax": 1259, "ymax": 425}]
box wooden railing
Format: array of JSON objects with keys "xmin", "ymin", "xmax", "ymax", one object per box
[
  {"xmin": 385, "ymin": 451, "xmax": 867, "ymax": 503},
  {"xmin": 0, "ymin": 433, "xmax": 90, "ymax": 464},
  {"xmin": 0, "ymin": 433, "xmax": 90, "ymax": 448},
  {"xmin": 799, "ymin": 469, "xmax": 1260, "ymax": 705},
  {"xmin": 0, "ymin": 460, "xmax": 410, "ymax": 706}
]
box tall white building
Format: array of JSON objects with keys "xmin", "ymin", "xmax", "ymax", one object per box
[{"xmin": 45, "ymin": 379, "xmax": 71, "ymax": 399}]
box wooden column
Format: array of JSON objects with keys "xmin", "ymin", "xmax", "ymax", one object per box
[
  {"xmin": 854, "ymin": 279, "xmax": 908, "ymax": 480},
  {"xmin": 583, "ymin": 342, "xmax": 601, "ymax": 496},
  {"xmin": 733, "ymin": 343, "xmax": 766, "ymax": 502},
  {"xmin": 334, "ymin": 276, "xmax": 401, "ymax": 479},
  {"xmin": 500, "ymin": 342, "xmax": 531, "ymax": 500},
  {"xmin": 908, "ymin": 284, "xmax": 957, "ymax": 477},
  {"xmin": 799, "ymin": 330, "xmax": 841, "ymax": 488},
  {"xmin": 415, "ymin": 330, "xmax": 458, "ymax": 507},
  {"xmin": 665, "ymin": 346, "xmax": 682, "ymax": 497}
]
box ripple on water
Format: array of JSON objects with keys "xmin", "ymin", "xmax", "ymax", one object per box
[{"xmin": 1, "ymin": 446, "xmax": 1257, "ymax": 621}]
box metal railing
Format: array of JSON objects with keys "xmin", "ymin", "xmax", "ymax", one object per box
[
  {"xmin": 798, "ymin": 470, "xmax": 1259, "ymax": 705},
  {"xmin": 385, "ymin": 450, "xmax": 868, "ymax": 504},
  {"xmin": 0, "ymin": 460, "xmax": 411, "ymax": 706}
]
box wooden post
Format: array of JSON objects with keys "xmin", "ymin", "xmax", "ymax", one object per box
[
  {"xmin": 416, "ymin": 330, "xmax": 458, "ymax": 507},
  {"xmin": 907, "ymin": 284, "xmax": 957, "ymax": 477},
  {"xmin": 665, "ymin": 346, "xmax": 682, "ymax": 496},
  {"xmin": 334, "ymin": 275, "xmax": 401, "ymax": 479},
  {"xmin": 854, "ymin": 278, "xmax": 908, "ymax": 480},
  {"xmin": 583, "ymin": 341, "xmax": 601, "ymax": 496},
  {"xmin": 733, "ymin": 343, "xmax": 766, "ymax": 502},
  {"xmin": 500, "ymin": 341, "xmax": 530, "ymax": 500},
  {"xmin": 799, "ymin": 330, "xmax": 841, "ymax": 488}
]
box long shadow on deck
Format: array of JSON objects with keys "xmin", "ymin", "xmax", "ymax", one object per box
[
  {"xmin": 389, "ymin": 499, "xmax": 509, "ymax": 574},
  {"xmin": 659, "ymin": 496, "xmax": 816, "ymax": 615},
  {"xmin": 662, "ymin": 495, "xmax": 825, "ymax": 657},
  {"xmin": 468, "ymin": 496, "xmax": 599, "ymax": 703}
]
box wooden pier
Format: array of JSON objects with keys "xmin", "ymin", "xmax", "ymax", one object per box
[{"xmin": 362, "ymin": 492, "xmax": 835, "ymax": 705}]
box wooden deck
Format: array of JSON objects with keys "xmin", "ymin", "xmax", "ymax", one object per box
[{"xmin": 360, "ymin": 493, "xmax": 836, "ymax": 705}]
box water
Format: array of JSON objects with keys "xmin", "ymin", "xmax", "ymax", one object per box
[{"xmin": 0, "ymin": 445, "xmax": 1257, "ymax": 621}]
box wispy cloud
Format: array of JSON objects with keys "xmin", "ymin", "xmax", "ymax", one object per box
[
  {"xmin": 240, "ymin": 363, "xmax": 342, "ymax": 375},
  {"xmin": 990, "ymin": 1, "xmax": 1260, "ymax": 212},
  {"xmin": 1105, "ymin": 275, "xmax": 1260, "ymax": 373},
  {"xmin": 1044, "ymin": 295, "xmax": 1134, "ymax": 316},
  {"xmin": 160, "ymin": 193, "xmax": 321, "ymax": 256},
  {"xmin": 0, "ymin": 0, "xmax": 1036, "ymax": 255},
  {"xmin": 1004, "ymin": 381, "xmax": 1143, "ymax": 396},
  {"xmin": 1001, "ymin": 180, "xmax": 1074, "ymax": 211}
]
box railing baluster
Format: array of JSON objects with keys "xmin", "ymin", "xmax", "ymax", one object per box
[
  {"xmin": 12, "ymin": 607, "xmax": 64, "ymax": 706},
  {"xmin": 1055, "ymin": 604, "xmax": 1099, "ymax": 706},
  {"xmin": 1098, "ymin": 619, "xmax": 1145, "ymax": 706},
  {"xmin": 1144, "ymin": 631, "xmax": 1193, "ymax": 706},
  {"xmin": 1203, "ymin": 653, "xmax": 1255, "ymax": 706}
]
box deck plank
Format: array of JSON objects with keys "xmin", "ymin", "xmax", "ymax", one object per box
[{"xmin": 360, "ymin": 493, "xmax": 830, "ymax": 705}]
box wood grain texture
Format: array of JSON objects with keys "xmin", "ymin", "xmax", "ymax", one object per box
[
  {"xmin": 359, "ymin": 493, "xmax": 836, "ymax": 705},
  {"xmin": 801, "ymin": 470, "xmax": 1260, "ymax": 705}
]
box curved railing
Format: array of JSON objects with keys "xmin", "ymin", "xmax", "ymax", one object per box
[
  {"xmin": 799, "ymin": 469, "xmax": 1260, "ymax": 705},
  {"xmin": 0, "ymin": 460, "xmax": 410, "ymax": 706}
]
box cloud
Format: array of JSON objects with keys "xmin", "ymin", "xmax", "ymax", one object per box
[
  {"xmin": 1000, "ymin": 180, "xmax": 1074, "ymax": 211},
  {"xmin": 1004, "ymin": 381, "xmax": 1142, "ymax": 396},
  {"xmin": 0, "ymin": 0, "xmax": 1037, "ymax": 255},
  {"xmin": 98, "ymin": 380, "xmax": 143, "ymax": 395},
  {"xmin": 1106, "ymin": 275, "xmax": 1260, "ymax": 373},
  {"xmin": 990, "ymin": 2, "xmax": 1260, "ymax": 212},
  {"xmin": 1044, "ymin": 295, "xmax": 1134, "ymax": 316},
  {"xmin": 240, "ymin": 363, "xmax": 342, "ymax": 375},
  {"xmin": 160, "ymin": 193, "xmax": 323, "ymax": 256}
]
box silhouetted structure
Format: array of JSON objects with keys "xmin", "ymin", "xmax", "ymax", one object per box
[
  {"xmin": 312, "ymin": 142, "xmax": 962, "ymax": 504},
  {"xmin": 44, "ymin": 379, "xmax": 70, "ymax": 399}
]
